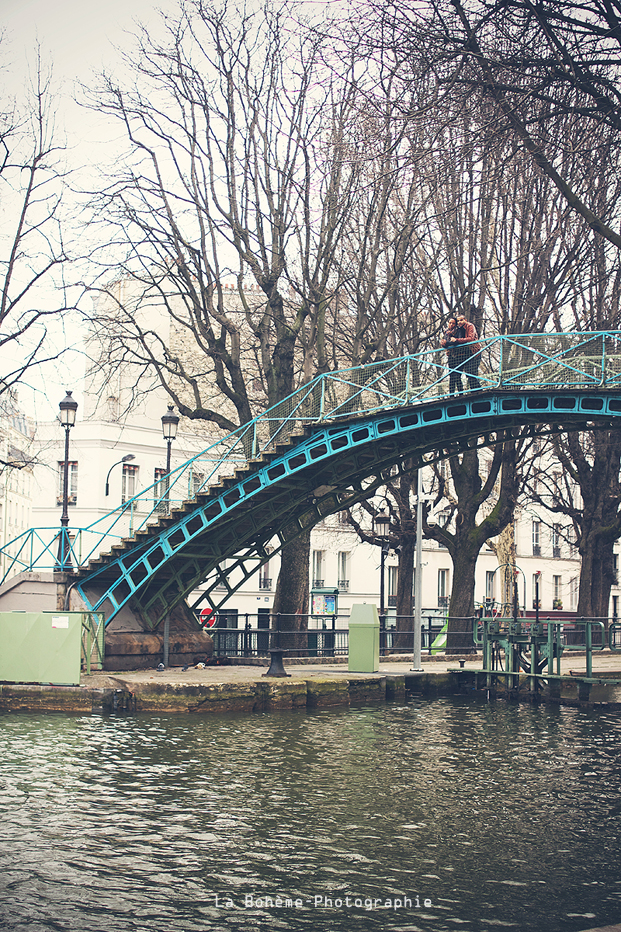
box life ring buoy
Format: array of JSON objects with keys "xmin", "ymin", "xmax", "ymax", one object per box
[{"xmin": 200, "ymin": 608, "xmax": 216, "ymax": 628}]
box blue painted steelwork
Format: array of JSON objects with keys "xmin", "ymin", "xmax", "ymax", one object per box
[
  {"xmin": 2, "ymin": 331, "xmax": 621, "ymax": 627},
  {"xmin": 76, "ymin": 388, "xmax": 621, "ymax": 627}
]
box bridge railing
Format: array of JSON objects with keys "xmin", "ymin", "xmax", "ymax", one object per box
[{"xmin": 2, "ymin": 330, "xmax": 620, "ymax": 580}]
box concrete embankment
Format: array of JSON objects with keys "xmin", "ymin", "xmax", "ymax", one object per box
[{"xmin": 1, "ymin": 654, "xmax": 620, "ymax": 714}]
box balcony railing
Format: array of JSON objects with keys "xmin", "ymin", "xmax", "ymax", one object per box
[
  {"xmin": 259, "ymin": 577, "xmax": 272, "ymax": 590},
  {"xmin": 313, "ymin": 578, "xmax": 324, "ymax": 588},
  {"xmin": 533, "ymin": 545, "xmax": 541, "ymax": 556},
  {"xmin": 338, "ymin": 579, "xmax": 349, "ymax": 591}
]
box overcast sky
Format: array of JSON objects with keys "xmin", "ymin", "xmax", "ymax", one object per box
[
  {"xmin": 3, "ymin": 0, "xmax": 180, "ymax": 420},
  {"xmin": 2, "ymin": 0, "xmax": 332, "ymax": 421},
  {"xmin": 4, "ymin": 0, "xmax": 166, "ymax": 84}
]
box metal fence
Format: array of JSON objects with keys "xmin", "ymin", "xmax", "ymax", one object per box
[
  {"xmin": 208, "ymin": 612, "xmax": 449, "ymax": 659},
  {"xmin": 476, "ymin": 615, "xmax": 620, "ymax": 648},
  {"xmin": 80, "ymin": 612, "xmax": 105, "ymax": 673},
  {"xmin": 209, "ymin": 613, "xmax": 621, "ymax": 661}
]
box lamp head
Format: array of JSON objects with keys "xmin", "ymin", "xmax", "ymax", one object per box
[
  {"xmin": 59, "ymin": 391, "xmax": 78, "ymax": 428},
  {"xmin": 161, "ymin": 405, "xmax": 179, "ymax": 441},
  {"xmin": 375, "ymin": 509, "xmax": 390, "ymax": 538}
]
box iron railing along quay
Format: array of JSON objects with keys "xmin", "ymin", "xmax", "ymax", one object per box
[
  {"xmin": 208, "ymin": 614, "xmax": 621, "ymax": 662},
  {"xmin": 208, "ymin": 612, "xmax": 449, "ymax": 659}
]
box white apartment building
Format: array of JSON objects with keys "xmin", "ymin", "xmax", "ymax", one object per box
[{"xmin": 0, "ymin": 393, "xmax": 35, "ymax": 580}]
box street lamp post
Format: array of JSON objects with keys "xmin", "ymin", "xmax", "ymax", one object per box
[
  {"xmin": 375, "ymin": 509, "xmax": 390, "ymax": 655},
  {"xmin": 56, "ymin": 391, "xmax": 78, "ymax": 571},
  {"xmin": 412, "ymin": 470, "xmax": 424, "ymax": 672},
  {"xmin": 161, "ymin": 404, "xmax": 179, "ymax": 513},
  {"xmin": 105, "ymin": 454, "xmax": 136, "ymax": 497},
  {"xmin": 412, "ymin": 472, "xmax": 436, "ymax": 672},
  {"xmin": 160, "ymin": 405, "xmax": 179, "ymax": 669}
]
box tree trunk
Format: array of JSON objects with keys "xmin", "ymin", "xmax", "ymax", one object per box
[
  {"xmin": 272, "ymin": 530, "xmax": 311, "ymax": 655},
  {"xmin": 395, "ymin": 532, "xmax": 415, "ymax": 651},
  {"xmin": 577, "ymin": 532, "xmax": 615, "ymax": 624},
  {"xmin": 493, "ymin": 522, "xmax": 517, "ymax": 616},
  {"xmin": 570, "ymin": 431, "xmax": 621, "ymax": 627},
  {"xmin": 423, "ymin": 444, "xmax": 519, "ymax": 654},
  {"xmin": 394, "ymin": 471, "xmax": 416, "ymax": 650},
  {"xmin": 446, "ymin": 535, "xmax": 478, "ymax": 654}
]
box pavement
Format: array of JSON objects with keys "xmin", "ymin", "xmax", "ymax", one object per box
[{"xmin": 82, "ymin": 650, "xmax": 621, "ymax": 690}]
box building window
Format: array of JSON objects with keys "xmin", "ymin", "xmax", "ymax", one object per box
[
  {"xmin": 532, "ymin": 574, "xmax": 542, "ymax": 610},
  {"xmin": 259, "ymin": 560, "xmax": 272, "ymax": 590},
  {"xmin": 122, "ymin": 464, "xmax": 139, "ymax": 504},
  {"xmin": 387, "ymin": 565, "xmax": 398, "ymax": 607},
  {"xmin": 532, "ymin": 519, "xmax": 541, "ymax": 556},
  {"xmin": 312, "ymin": 550, "xmax": 325, "ymax": 588},
  {"xmin": 57, "ymin": 461, "xmax": 78, "ymax": 506},
  {"xmin": 154, "ymin": 467, "xmax": 167, "ymax": 513},
  {"xmin": 553, "ymin": 575, "xmax": 562, "ymax": 609},
  {"xmin": 485, "ymin": 570, "xmax": 495, "ymax": 603},
  {"xmin": 614, "ymin": 554, "xmax": 619, "ymax": 586},
  {"xmin": 438, "ymin": 569, "xmax": 450, "ymax": 608},
  {"xmin": 215, "ymin": 559, "xmax": 228, "ymax": 589},
  {"xmin": 338, "ymin": 552, "xmax": 349, "ymax": 591},
  {"xmin": 570, "ymin": 577, "xmax": 579, "ymax": 611},
  {"xmin": 552, "ymin": 524, "xmax": 561, "ymax": 558},
  {"xmin": 189, "ymin": 467, "xmax": 204, "ymax": 498}
]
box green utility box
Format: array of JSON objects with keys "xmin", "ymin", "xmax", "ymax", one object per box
[
  {"xmin": 0, "ymin": 612, "xmax": 84, "ymax": 685},
  {"xmin": 348, "ymin": 604, "xmax": 380, "ymax": 673}
]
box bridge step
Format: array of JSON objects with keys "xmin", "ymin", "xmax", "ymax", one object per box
[{"xmin": 74, "ymin": 421, "xmax": 321, "ymax": 592}]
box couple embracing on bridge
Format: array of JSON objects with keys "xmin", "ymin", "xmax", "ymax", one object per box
[{"xmin": 441, "ymin": 313, "xmax": 482, "ymax": 395}]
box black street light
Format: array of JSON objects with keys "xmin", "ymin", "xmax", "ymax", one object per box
[
  {"xmin": 105, "ymin": 454, "xmax": 136, "ymax": 497},
  {"xmin": 161, "ymin": 404, "xmax": 180, "ymax": 666},
  {"xmin": 56, "ymin": 390, "xmax": 78, "ymax": 571},
  {"xmin": 374, "ymin": 508, "xmax": 390, "ymax": 653},
  {"xmin": 161, "ymin": 404, "xmax": 179, "ymax": 511}
]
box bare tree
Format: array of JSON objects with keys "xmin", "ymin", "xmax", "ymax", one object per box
[
  {"xmin": 0, "ymin": 52, "xmax": 77, "ymax": 397},
  {"xmin": 351, "ymin": 0, "xmax": 621, "ymax": 250},
  {"xmin": 85, "ymin": 0, "xmax": 418, "ymax": 636}
]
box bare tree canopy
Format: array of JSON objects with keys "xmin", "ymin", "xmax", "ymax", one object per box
[
  {"xmin": 351, "ymin": 0, "xmax": 621, "ymax": 249},
  {"xmin": 0, "ymin": 50, "xmax": 77, "ymax": 397}
]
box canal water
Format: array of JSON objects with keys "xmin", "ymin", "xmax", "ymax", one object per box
[{"xmin": 1, "ymin": 698, "xmax": 620, "ymax": 932}]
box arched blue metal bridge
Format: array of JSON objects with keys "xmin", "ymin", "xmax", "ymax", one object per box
[{"xmin": 4, "ymin": 331, "xmax": 621, "ymax": 629}]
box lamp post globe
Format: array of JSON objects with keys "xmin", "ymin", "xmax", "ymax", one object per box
[
  {"xmin": 161, "ymin": 405, "xmax": 179, "ymax": 444},
  {"xmin": 59, "ymin": 390, "xmax": 78, "ymax": 428}
]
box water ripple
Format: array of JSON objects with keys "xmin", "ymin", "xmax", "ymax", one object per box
[{"xmin": 0, "ymin": 700, "xmax": 620, "ymax": 931}]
